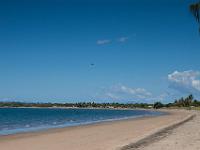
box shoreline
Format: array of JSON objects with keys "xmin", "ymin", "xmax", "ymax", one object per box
[
  {"xmin": 0, "ymin": 108, "xmax": 164, "ymax": 136},
  {"xmin": 0, "ymin": 115, "xmax": 160, "ymax": 139},
  {"xmin": 0, "ymin": 109, "xmax": 194, "ymax": 150},
  {"xmin": 0, "ymin": 110, "xmax": 165, "ymax": 138}
]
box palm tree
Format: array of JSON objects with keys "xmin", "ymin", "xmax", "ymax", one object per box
[{"xmin": 190, "ymin": 1, "xmax": 200, "ymax": 32}]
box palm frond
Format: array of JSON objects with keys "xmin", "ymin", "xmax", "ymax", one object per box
[{"xmin": 190, "ymin": 2, "xmax": 200, "ymax": 23}]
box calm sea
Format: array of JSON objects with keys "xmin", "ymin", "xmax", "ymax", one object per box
[{"xmin": 0, "ymin": 108, "xmax": 164, "ymax": 135}]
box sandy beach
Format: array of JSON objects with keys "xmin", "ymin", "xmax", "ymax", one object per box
[
  {"xmin": 134, "ymin": 110, "xmax": 200, "ymax": 150},
  {"xmin": 0, "ymin": 109, "xmax": 194, "ymax": 150}
]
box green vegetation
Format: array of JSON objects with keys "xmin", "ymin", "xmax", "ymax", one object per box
[
  {"xmin": 0, "ymin": 101, "xmax": 154, "ymax": 109},
  {"xmin": 0, "ymin": 94, "xmax": 199, "ymax": 110},
  {"xmin": 153, "ymin": 94, "xmax": 200, "ymax": 109},
  {"xmin": 153, "ymin": 102, "xmax": 164, "ymax": 109}
]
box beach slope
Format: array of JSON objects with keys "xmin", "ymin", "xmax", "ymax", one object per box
[
  {"xmin": 0, "ymin": 110, "xmax": 193, "ymax": 150},
  {"xmin": 132, "ymin": 111, "xmax": 199, "ymax": 150}
]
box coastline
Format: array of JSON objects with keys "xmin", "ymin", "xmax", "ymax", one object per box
[
  {"xmin": 0, "ymin": 108, "xmax": 163, "ymax": 136},
  {"xmin": 0, "ymin": 109, "xmax": 194, "ymax": 150},
  {"xmin": 0, "ymin": 109, "xmax": 165, "ymax": 137}
]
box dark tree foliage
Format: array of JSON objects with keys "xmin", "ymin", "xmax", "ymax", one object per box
[
  {"xmin": 153, "ymin": 102, "xmax": 164, "ymax": 109},
  {"xmin": 0, "ymin": 101, "xmax": 154, "ymax": 109},
  {"xmin": 190, "ymin": 1, "xmax": 200, "ymax": 32},
  {"xmin": 0, "ymin": 95, "xmax": 199, "ymax": 109},
  {"xmin": 190, "ymin": 2, "xmax": 200, "ymax": 23},
  {"xmin": 173, "ymin": 94, "xmax": 195, "ymax": 107}
]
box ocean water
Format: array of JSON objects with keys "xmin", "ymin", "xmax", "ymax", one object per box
[{"xmin": 0, "ymin": 108, "xmax": 164, "ymax": 135}]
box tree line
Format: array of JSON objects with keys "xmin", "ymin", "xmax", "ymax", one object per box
[
  {"xmin": 0, "ymin": 101, "xmax": 153, "ymax": 109},
  {"xmin": 0, "ymin": 94, "xmax": 199, "ymax": 109},
  {"xmin": 153, "ymin": 94, "xmax": 200, "ymax": 109}
]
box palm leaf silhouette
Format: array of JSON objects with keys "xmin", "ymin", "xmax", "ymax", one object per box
[
  {"xmin": 190, "ymin": 2, "xmax": 200, "ymax": 32},
  {"xmin": 190, "ymin": 2, "xmax": 200, "ymax": 22}
]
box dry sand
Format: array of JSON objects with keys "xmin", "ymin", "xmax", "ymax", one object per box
[
  {"xmin": 133, "ymin": 110, "xmax": 200, "ymax": 150},
  {"xmin": 0, "ymin": 110, "xmax": 194, "ymax": 150}
]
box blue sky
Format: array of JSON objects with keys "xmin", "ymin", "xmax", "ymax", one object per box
[{"xmin": 0, "ymin": 0, "xmax": 200, "ymax": 103}]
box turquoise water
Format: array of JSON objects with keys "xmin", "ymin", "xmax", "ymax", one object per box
[{"xmin": 0, "ymin": 108, "xmax": 164, "ymax": 135}]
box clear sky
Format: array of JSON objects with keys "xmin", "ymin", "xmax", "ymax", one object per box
[{"xmin": 0, "ymin": 0, "xmax": 200, "ymax": 103}]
